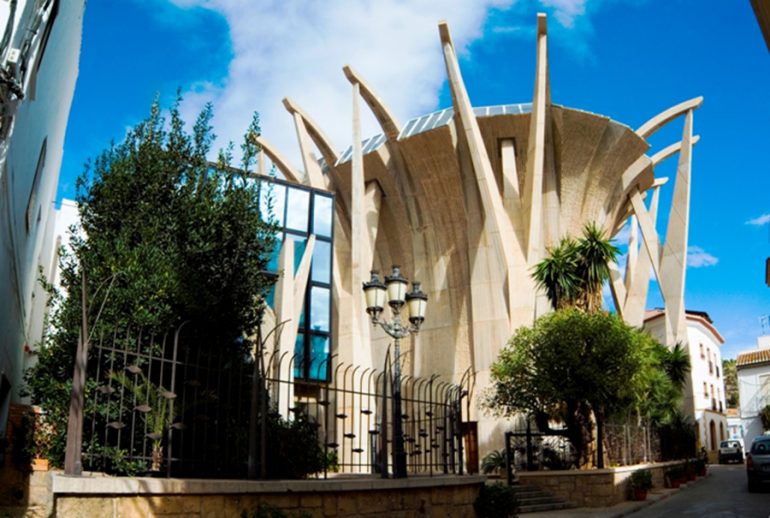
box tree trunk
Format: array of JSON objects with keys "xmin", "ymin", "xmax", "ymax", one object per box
[{"xmin": 596, "ymin": 409, "xmax": 604, "ymax": 469}]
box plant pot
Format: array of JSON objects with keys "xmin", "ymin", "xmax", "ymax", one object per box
[
  {"xmin": 632, "ymin": 488, "xmax": 647, "ymax": 501},
  {"xmin": 666, "ymin": 477, "xmax": 680, "ymax": 489},
  {"xmin": 31, "ymin": 458, "xmax": 49, "ymax": 471},
  {"xmin": 698, "ymin": 468, "xmax": 706, "ymax": 476}
]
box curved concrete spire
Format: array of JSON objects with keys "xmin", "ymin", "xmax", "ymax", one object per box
[
  {"xmin": 523, "ymin": 12, "xmax": 551, "ymax": 264},
  {"xmin": 282, "ymin": 97, "xmax": 340, "ymax": 171},
  {"xmin": 623, "ymin": 183, "xmax": 663, "ymax": 327},
  {"xmin": 636, "ymin": 96, "xmax": 703, "ymax": 139},
  {"xmin": 282, "ymin": 98, "xmax": 325, "ymax": 189},
  {"xmin": 343, "ymin": 65, "xmax": 401, "ymax": 141},
  {"xmin": 651, "ymin": 135, "xmax": 700, "ymax": 165},
  {"xmin": 439, "ymin": 19, "xmax": 522, "ymax": 330},
  {"xmin": 248, "ymin": 133, "xmax": 303, "ymax": 185},
  {"xmin": 660, "ymin": 108, "xmax": 695, "ymax": 345}
]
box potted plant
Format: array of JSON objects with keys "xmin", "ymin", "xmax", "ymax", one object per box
[
  {"xmin": 629, "ymin": 469, "xmax": 653, "ymax": 501},
  {"xmin": 665, "ymin": 466, "xmax": 682, "ymax": 488},
  {"xmin": 21, "ymin": 408, "xmax": 54, "ymax": 471},
  {"xmin": 694, "ymin": 457, "xmax": 707, "ymax": 476},
  {"xmin": 684, "ymin": 459, "xmax": 697, "ymax": 481}
]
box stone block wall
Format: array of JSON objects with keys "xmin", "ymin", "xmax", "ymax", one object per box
[
  {"xmin": 51, "ymin": 475, "xmax": 485, "ymax": 517},
  {"xmin": 517, "ymin": 461, "xmax": 680, "ymax": 507}
]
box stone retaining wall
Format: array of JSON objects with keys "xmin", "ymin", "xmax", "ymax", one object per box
[
  {"xmin": 51, "ymin": 474, "xmax": 485, "ymax": 517},
  {"xmin": 517, "ymin": 461, "xmax": 681, "ymax": 507}
]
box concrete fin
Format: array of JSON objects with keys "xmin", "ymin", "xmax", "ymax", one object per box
[
  {"xmin": 250, "ymin": 134, "xmax": 304, "ymax": 185},
  {"xmin": 636, "ymin": 96, "xmax": 703, "ymax": 139},
  {"xmin": 660, "ymin": 109, "xmax": 694, "ymax": 345},
  {"xmin": 343, "ymin": 65, "xmax": 401, "ymax": 141}
]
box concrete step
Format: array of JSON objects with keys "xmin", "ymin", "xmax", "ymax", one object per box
[{"xmin": 511, "ymin": 483, "xmax": 576, "ymax": 514}]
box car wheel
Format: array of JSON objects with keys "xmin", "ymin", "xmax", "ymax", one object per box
[{"xmin": 748, "ymin": 479, "xmax": 759, "ymax": 493}]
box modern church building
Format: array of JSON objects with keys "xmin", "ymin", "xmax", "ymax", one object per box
[{"xmin": 255, "ymin": 13, "xmax": 700, "ymax": 456}]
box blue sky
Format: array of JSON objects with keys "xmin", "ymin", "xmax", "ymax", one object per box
[{"xmin": 58, "ymin": 0, "xmax": 770, "ymax": 358}]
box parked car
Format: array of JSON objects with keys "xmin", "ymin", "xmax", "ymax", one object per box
[
  {"xmin": 718, "ymin": 440, "xmax": 744, "ymax": 464},
  {"xmin": 746, "ymin": 436, "xmax": 770, "ymax": 492}
]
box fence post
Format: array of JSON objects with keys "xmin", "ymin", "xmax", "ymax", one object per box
[
  {"xmin": 526, "ymin": 419, "xmax": 533, "ymax": 471},
  {"xmin": 380, "ymin": 351, "xmax": 389, "ymax": 478},
  {"xmin": 455, "ymin": 392, "xmax": 464, "ymax": 475},
  {"xmin": 505, "ymin": 431, "xmax": 514, "ymax": 486}
]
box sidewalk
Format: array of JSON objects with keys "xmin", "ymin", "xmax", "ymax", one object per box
[{"xmin": 522, "ymin": 476, "xmax": 707, "ymax": 518}]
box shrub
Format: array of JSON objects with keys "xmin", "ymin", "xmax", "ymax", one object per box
[{"xmin": 474, "ymin": 482, "xmax": 517, "ymax": 518}]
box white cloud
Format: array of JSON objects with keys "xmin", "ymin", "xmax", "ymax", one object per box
[
  {"xmin": 687, "ymin": 246, "xmax": 718, "ymax": 268},
  {"xmin": 167, "ymin": 0, "xmax": 515, "ymax": 172},
  {"xmin": 746, "ymin": 213, "xmax": 770, "ymax": 226},
  {"xmin": 539, "ymin": 0, "xmax": 586, "ymax": 28},
  {"xmin": 162, "ymin": 0, "xmax": 607, "ymax": 173}
]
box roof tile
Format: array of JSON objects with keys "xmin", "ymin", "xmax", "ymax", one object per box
[{"xmin": 736, "ymin": 349, "xmax": 770, "ymax": 367}]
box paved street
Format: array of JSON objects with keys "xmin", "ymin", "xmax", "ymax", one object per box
[{"xmin": 630, "ymin": 465, "xmax": 770, "ymax": 517}]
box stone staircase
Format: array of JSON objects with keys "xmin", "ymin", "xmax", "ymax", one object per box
[{"xmin": 512, "ymin": 483, "xmax": 576, "ymax": 514}]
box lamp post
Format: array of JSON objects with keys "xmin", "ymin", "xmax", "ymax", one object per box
[{"xmin": 363, "ymin": 266, "xmax": 427, "ymax": 478}]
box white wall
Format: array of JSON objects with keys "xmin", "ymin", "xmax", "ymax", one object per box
[{"xmin": 0, "ymin": 1, "xmax": 85, "ymax": 408}]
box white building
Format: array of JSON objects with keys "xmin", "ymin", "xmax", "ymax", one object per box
[
  {"xmin": 736, "ymin": 335, "xmax": 770, "ymax": 450},
  {"xmin": 0, "ymin": 1, "xmax": 85, "ymax": 435},
  {"xmin": 23, "ymin": 198, "xmax": 80, "ymax": 374},
  {"xmin": 645, "ymin": 309, "xmax": 728, "ymax": 460}
]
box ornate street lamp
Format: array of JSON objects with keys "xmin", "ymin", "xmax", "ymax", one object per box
[{"xmin": 362, "ymin": 266, "xmax": 427, "ymax": 478}]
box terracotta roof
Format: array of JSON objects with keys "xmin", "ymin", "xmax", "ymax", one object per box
[
  {"xmin": 643, "ymin": 308, "xmax": 724, "ymax": 344},
  {"xmin": 736, "ymin": 349, "xmax": 770, "ymax": 368}
]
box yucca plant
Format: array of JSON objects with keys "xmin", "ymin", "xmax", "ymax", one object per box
[
  {"xmin": 481, "ymin": 449, "xmax": 508, "ymax": 475},
  {"xmin": 111, "ymin": 370, "xmax": 176, "ymax": 471}
]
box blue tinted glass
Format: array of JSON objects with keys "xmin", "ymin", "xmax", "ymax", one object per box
[
  {"xmin": 267, "ymin": 233, "xmax": 283, "ymax": 272},
  {"xmin": 293, "ymin": 333, "xmax": 305, "ymax": 378},
  {"xmin": 286, "ymin": 188, "xmax": 309, "ymax": 232},
  {"xmin": 261, "ymin": 183, "xmax": 286, "ymax": 226},
  {"xmin": 310, "ymin": 286, "xmax": 330, "ymax": 332},
  {"xmin": 289, "ymin": 235, "xmax": 307, "ymax": 273},
  {"xmin": 313, "ymin": 195, "xmax": 333, "ymax": 237},
  {"xmin": 311, "ymin": 240, "xmax": 331, "ymax": 283},
  {"xmin": 309, "ymin": 335, "xmax": 330, "ymax": 381}
]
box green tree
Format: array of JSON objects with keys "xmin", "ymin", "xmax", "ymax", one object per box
[
  {"xmin": 25, "ymin": 94, "xmax": 277, "ymax": 466},
  {"xmin": 485, "ymin": 309, "xmax": 646, "ymax": 468},
  {"xmin": 722, "ymin": 358, "xmax": 739, "ymax": 408}
]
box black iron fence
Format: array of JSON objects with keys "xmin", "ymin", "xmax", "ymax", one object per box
[
  {"xmin": 81, "ymin": 324, "xmax": 471, "ymax": 479},
  {"xmin": 504, "ymin": 423, "xmax": 577, "ymax": 483},
  {"xmin": 502, "ymin": 417, "xmax": 663, "ymax": 482}
]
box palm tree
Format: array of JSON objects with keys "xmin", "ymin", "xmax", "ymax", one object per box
[
  {"xmin": 574, "ymin": 223, "xmax": 619, "ymax": 312},
  {"xmin": 532, "ymin": 222, "xmax": 619, "ymax": 313},
  {"xmin": 662, "ymin": 342, "xmax": 691, "ymax": 390},
  {"xmin": 532, "ymin": 237, "xmax": 581, "ymax": 310}
]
